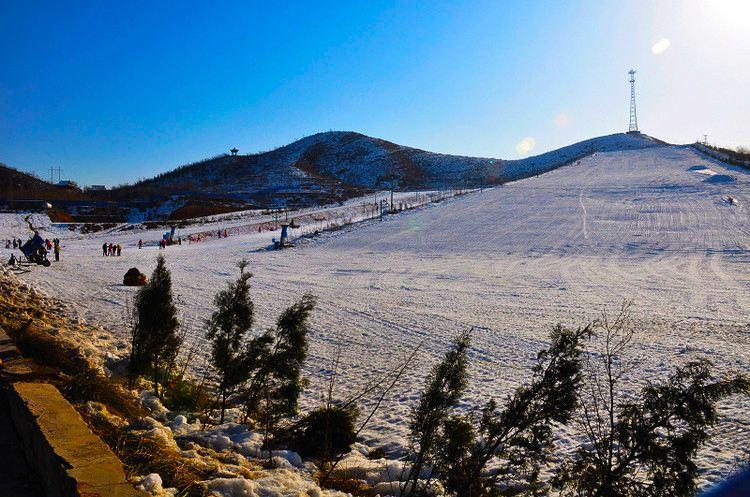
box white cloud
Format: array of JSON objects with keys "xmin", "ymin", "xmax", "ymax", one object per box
[
  {"xmin": 516, "ymin": 137, "xmax": 536, "ymax": 155},
  {"xmin": 651, "ymin": 38, "xmax": 671, "ymax": 55},
  {"xmin": 554, "ymin": 112, "xmax": 570, "ymax": 128}
]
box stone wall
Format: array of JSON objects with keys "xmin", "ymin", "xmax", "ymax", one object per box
[{"xmin": 0, "ymin": 328, "xmax": 146, "ymax": 497}]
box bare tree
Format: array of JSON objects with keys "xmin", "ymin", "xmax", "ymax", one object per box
[{"xmin": 553, "ymin": 303, "xmax": 750, "ymax": 497}]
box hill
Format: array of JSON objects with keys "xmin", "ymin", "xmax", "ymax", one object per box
[
  {"xmin": 13, "ymin": 143, "xmax": 750, "ymax": 488},
  {"xmin": 0, "ymin": 163, "xmax": 57, "ymax": 199},
  {"xmin": 1, "ymin": 131, "xmax": 664, "ymax": 219},
  {"xmin": 115, "ymin": 131, "xmax": 663, "ymax": 208}
]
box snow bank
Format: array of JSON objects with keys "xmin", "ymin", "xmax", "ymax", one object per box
[
  {"xmin": 204, "ymin": 470, "xmax": 348, "ymax": 497},
  {"xmin": 0, "ymin": 212, "xmax": 60, "ymax": 241},
  {"xmin": 132, "ymin": 473, "xmax": 178, "ymax": 496}
]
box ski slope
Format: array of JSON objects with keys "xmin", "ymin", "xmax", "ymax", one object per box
[{"xmin": 5, "ymin": 143, "xmax": 750, "ymax": 485}]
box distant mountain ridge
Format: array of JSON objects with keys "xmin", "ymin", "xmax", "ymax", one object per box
[
  {"xmin": 119, "ymin": 130, "xmax": 663, "ymax": 207},
  {"xmin": 1, "ymin": 131, "xmax": 665, "ymax": 217}
]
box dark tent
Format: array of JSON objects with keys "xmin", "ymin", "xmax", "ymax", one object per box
[{"xmin": 20, "ymin": 234, "xmax": 50, "ymax": 266}]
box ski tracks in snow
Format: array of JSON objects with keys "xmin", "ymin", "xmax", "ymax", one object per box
[
  {"xmin": 9, "ymin": 144, "xmax": 750, "ymax": 487},
  {"xmin": 578, "ymin": 188, "xmax": 589, "ymax": 239}
]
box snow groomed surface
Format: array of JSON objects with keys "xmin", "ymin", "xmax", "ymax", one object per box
[{"xmin": 4, "ymin": 140, "xmax": 750, "ymax": 485}]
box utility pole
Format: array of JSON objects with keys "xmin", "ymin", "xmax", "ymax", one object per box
[
  {"xmin": 390, "ymin": 174, "xmax": 396, "ymax": 212},
  {"xmin": 481, "ymin": 161, "xmax": 491, "ymax": 192},
  {"xmin": 49, "ymin": 166, "xmax": 62, "ymax": 183},
  {"xmin": 703, "ymin": 134, "xmax": 708, "ymax": 146}
]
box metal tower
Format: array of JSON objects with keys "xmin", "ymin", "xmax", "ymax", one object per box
[{"xmin": 628, "ymin": 69, "xmax": 638, "ymax": 132}]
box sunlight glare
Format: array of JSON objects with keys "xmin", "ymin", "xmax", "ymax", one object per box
[
  {"xmin": 516, "ymin": 137, "xmax": 536, "ymax": 155},
  {"xmin": 554, "ymin": 112, "xmax": 571, "ymax": 128},
  {"xmin": 651, "ymin": 38, "xmax": 671, "ymax": 55}
]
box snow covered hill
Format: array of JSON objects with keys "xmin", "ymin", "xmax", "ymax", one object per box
[
  {"xmin": 6, "ymin": 141, "xmax": 749, "ymax": 489},
  {"xmin": 1, "ymin": 131, "xmax": 663, "ymax": 218},
  {"xmin": 121, "ymin": 131, "xmax": 662, "ymax": 206}
]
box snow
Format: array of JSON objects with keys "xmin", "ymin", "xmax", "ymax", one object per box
[
  {"xmin": 133, "ymin": 474, "xmax": 175, "ymax": 496},
  {"xmin": 123, "ymin": 392, "xmax": 346, "ymax": 496},
  {"xmin": 204, "ymin": 471, "xmax": 348, "ymax": 497},
  {"xmin": 131, "ymin": 131, "xmax": 660, "ymax": 202},
  {"xmin": 4, "ymin": 142, "xmax": 750, "ymax": 489},
  {"xmin": 0, "ymin": 189, "xmax": 455, "ymax": 250},
  {"xmin": 498, "ymin": 131, "xmax": 661, "ymax": 180},
  {"xmin": 0, "ymin": 212, "xmax": 57, "ymax": 241}
]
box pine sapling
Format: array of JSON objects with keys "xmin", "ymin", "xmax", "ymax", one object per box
[{"xmin": 206, "ymin": 260, "xmax": 254, "ymax": 422}]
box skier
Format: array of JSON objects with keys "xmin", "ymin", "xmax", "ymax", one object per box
[
  {"xmin": 8, "ymin": 253, "xmax": 17, "ymax": 266},
  {"xmin": 138, "ymin": 239, "xmax": 143, "ymax": 249},
  {"xmin": 53, "ymin": 239, "xmax": 60, "ymax": 262},
  {"xmin": 102, "ymin": 242, "xmax": 108, "ymax": 256},
  {"xmin": 116, "ymin": 244, "xmax": 122, "ymax": 256}
]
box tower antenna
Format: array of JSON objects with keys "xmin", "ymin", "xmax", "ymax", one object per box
[{"xmin": 628, "ymin": 69, "xmax": 638, "ymax": 132}]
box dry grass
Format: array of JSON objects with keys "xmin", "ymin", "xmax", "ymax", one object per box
[
  {"xmin": 3, "ymin": 318, "xmax": 143, "ymax": 418},
  {"xmin": 0, "ymin": 276, "xmax": 215, "ymax": 494},
  {"xmin": 2, "ymin": 316, "xmax": 216, "ymax": 495},
  {"xmin": 83, "ymin": 410, "xmax": 215, "ymax": 497},
  {"xmin": 0, "ymin": 272, "xmax": 377, "ymax": 496},
  {"xmin": 317, "ymin": 472, "xmax": 378, "ymax": 496}
]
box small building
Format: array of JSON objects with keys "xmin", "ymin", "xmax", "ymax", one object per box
[
  {"xmin": 86, "ymin": 184, "xmax": 107, "ymax": 191},
  {"xmin": 56, "ymin": 180, "xmax": 79, "ymax": 190}
]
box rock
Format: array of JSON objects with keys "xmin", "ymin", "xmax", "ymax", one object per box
[{"xmin": 124, "ymin": 268, "xmax": 147, "ymax": 286}]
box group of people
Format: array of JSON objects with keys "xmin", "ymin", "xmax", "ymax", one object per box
[
  {"xmin": 186, "ymin": 228, "xmax": 230, "ymax": 244},
  {"xmin": 158, "ymin": 236, "xmax": 182, "ymax": 249},
  {"xmin": 102, "ymin": 242, "xmax": 122, "ymax": 257},
  {"xmin": 4, "ymin": 235, "xmax": 61, "ymax": 265},
  {"xmin": 4, "ymin": 238, "xmax": 25, "ymax": 249}
]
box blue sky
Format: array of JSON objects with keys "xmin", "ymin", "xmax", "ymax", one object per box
[{"xmin": 1, "ymin": 0, "xmax": 748, "ymax": 186}]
